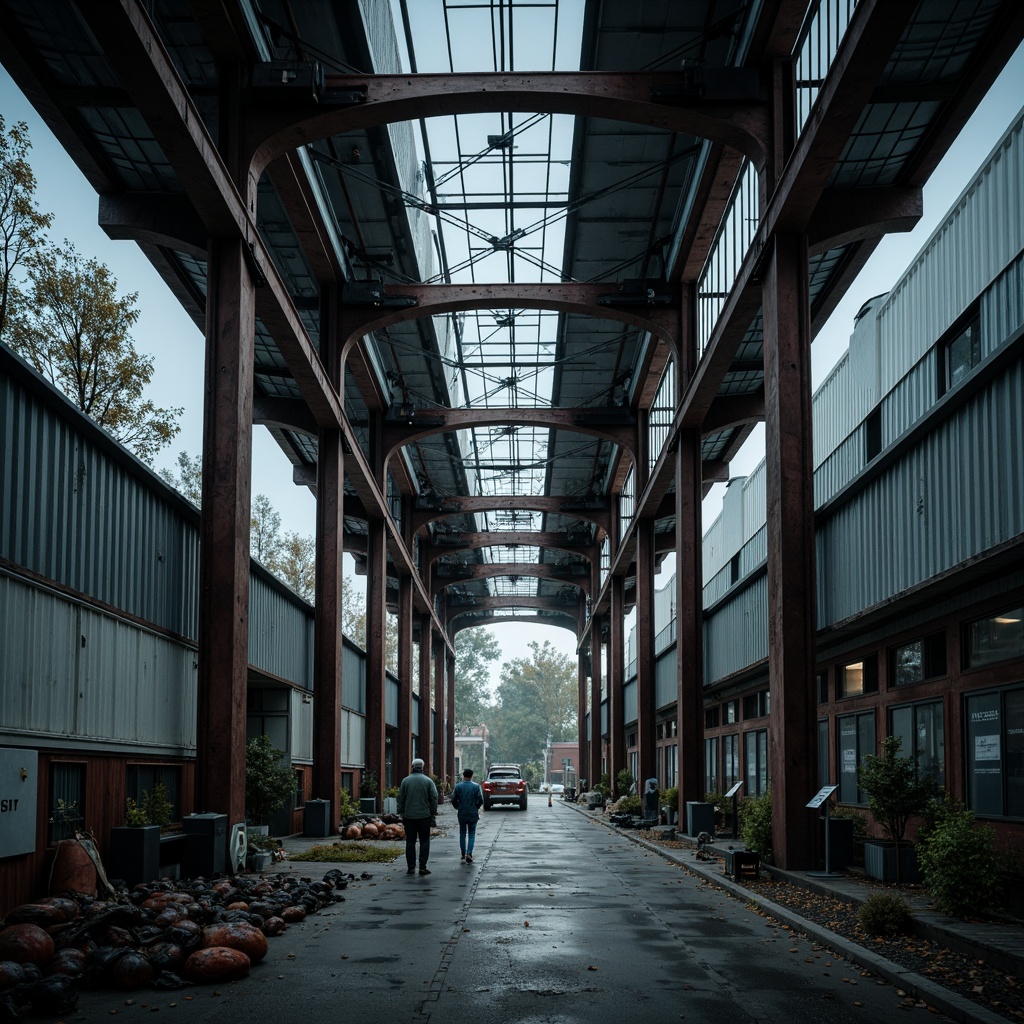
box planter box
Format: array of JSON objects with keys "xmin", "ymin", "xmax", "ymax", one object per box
[
  {"xmin": 109, "ymin": 825, "xmax": 161, "ymax": 888},
  {"xmin": 383, "ymin": 797, "xmax": 398, "ymax": 814},
  {"xmin": 863, "ymin": 841, "xmax": 921, "ymax": 884},
  {"xmin": 685, "ymin": 801, "xmax": 715, "ymax": 837},
  {"xmin": 247, "ymin": 851, "xmax": 272, "ymax": 872}
]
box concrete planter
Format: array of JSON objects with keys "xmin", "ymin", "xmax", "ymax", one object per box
[{"xmin": 863, "ymin": 841, "xmax": 921, "ymax": 884}]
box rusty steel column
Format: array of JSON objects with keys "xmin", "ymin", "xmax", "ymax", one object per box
[
  {"xmin": 433, "ymin": 632, "xmax": 446, "ymax": 781},
  {"xmin": 396, "ymin": 573, "xmax": 414, "ymax": 782},
  {"xmin": 675, "ymin": 427, "xmax": 704, "ymax": 817},
  {"xmin": 446, "ymin": 648, "xmax": 457, "ymax": 788},
  {"xmin": 417, "ymin": 616, "xmax": 432, "ymax": 765},
  {"xmin": 196, "ymin": 236, "xmax": 254, "ymax": 826},
  {"xmin": 577, "ymin": 644, "xmax": 589, "ymax": 789},
  {"xmin": 590, "ymin": 614, "xmax": 604, "ymax": 789},
  {"xmin": 608, "ymin": 574, "xmax": 625, "ymax": 795},
  {"xmin": 763, "ymin": 230, "xmax": 817, "ymax": 870},
  {"xmin": 312, "ymin": 284, "xmax": 344, "ymax": 821},
  {"xmin": 635, "ymin": 518, "xmax": 657, "ymax": 787},
  {"xmin": 364, "ymin": 518, "xmax": 387, "ymax": 806}
]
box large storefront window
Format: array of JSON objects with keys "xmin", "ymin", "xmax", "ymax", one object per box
[
  {"xmin": 818, "ymin": 719, "xmax": 830, "ymax": 788},
  {"xmin": 704, "ymin": 737, "xmax": 718, "ymax": 793},
  {"xmin": 744, "ymin": 729, "xmax": 768, "ymax": 796},
  {"xmin": 966, "ymin": 686, "xmax": 1024, "ymax": 818},
  {"xmin": 890, "ymin": 700, "xmax": 945, "ymax": 787},
  {"xmin": 723, "ymin": 734, "xmax": 739, "ymax": 789},
  {"xmin": 837, "ymin": 710, "xmax": 875, "ymax": 803}
]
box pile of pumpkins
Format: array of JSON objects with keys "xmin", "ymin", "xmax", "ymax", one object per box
[{"xmin": 342, "ymin": 813, "xmax": 405, "ymax": 841}]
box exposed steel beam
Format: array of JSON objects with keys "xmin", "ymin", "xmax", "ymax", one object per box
[{"xmin": 411, "ymin": 496, "xmax": 611, "ymax": 538}]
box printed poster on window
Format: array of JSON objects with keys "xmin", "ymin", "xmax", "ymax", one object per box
[
  {"xmin": 842, "ymin": 748, "xmax": 857, "ymax": 773},
  {"xmin": 975, "ymin": 734, "xmax": 1000, "ymax": 762}
]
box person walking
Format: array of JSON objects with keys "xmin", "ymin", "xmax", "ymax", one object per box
[
  {"xmin": 398, "ymin": 758, "xmax": 438, "ymax": 875},
  {"xmin": 450, "ymin": 768, "xmax": 484, "ymax": 863}
]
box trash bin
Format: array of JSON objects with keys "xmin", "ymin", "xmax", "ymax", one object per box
[
  {"xmin": 820, "ymin": 816, "xmax": 854, "ymax": 869},
  {"xmin": 304, "ymin": 799, "xmax": 331, "ymax": 838},
  {"xmin": 359, "ymin": 797, "xmax": 376, "ymax": 814},
  {"xmin": 182, "ymin": 813, "xmax": 228, "ymax": 877},
  {"xmin": 686, "ymin": 801, "xmax": 715, "ymax": 836}
]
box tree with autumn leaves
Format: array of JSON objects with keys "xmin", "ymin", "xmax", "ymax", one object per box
[{"xmin": 0, "ymin": 116, "xmax": 181, "ymax": 462}]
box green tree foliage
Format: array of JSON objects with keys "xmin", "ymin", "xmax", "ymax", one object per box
[
  {"xmin": 158, "ymin": 450, "xmax": 203, "ymax": 506},
  {"xmin": 454, "ymin": 627, "xmax": 501, "ymax": 730},
  {"xmin": 341, "ymin": 574, "xmax": 367, "ymax": 646},
  {"xmin": 251, "ymin": 493, "xmax": 283, "ymax": 564},
  {"xmin": 858, "ymin": 735, "xmax": 937, "ymax": 846},
  {"xmin": 487, "ymin": 639, "xmax": 577, "ymax": 766},
  {"xmin": 269, "ymin": 530, "xmax": 315, "ymax": 603},
  {"xmin": 6, "ymin": 241, "xmax": 182, "ymax": 461},
  {"xmin": 245, "ymin": 734, "xmax": 296, "ymax": 826},
  {"xmin": 0, "ymin": 116, "xmax": 53, "ymax": 338}
]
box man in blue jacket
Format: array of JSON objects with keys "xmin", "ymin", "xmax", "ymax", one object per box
[
  {"xmin": 398, "ymin": 758, "xmax": 438, "ymax": 875},
  {"xmin": 450, "ymin": 768, "xmax": 484, "ymax": 864}
]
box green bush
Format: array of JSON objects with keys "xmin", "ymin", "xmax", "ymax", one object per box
[
  {"xmin": 337, "ymin": 789, "xmax": 356, "ymax": 818},
  {"xmin": 245, "ymin": 734, "xmax": 296, "ymax": 825},
  {"xmin": 739, "ymin": 790, "xmax": 772, "ymax": 860},
  {"xmin": 858, "ymin": 892, "xmax": 911, "ymax": 936},
  {"xmin": 917, "ymin": 797, "xmax": 1002, "ymax": 918},
  {"xmin": 615, "ymin": 769, "xmax": 636, "ymax": 798},
  {"xmin": 662, "ymin": 786, "xmax": 679, "ymax": 810},
  {"xmin": 615, "ymin": 794, "xmax": 642, "ymax": 815}
]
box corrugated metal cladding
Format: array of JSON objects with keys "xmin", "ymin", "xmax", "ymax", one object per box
[
  {"xmin": 601, "ymin": 698, "xmax": 608, "ymax": 736},
  {"xmin": 814, "ymin": 431, "xmax": 863, "ymax": 507},
  {"xmin": 0, "ymin": 572, "xmax": 196, "ymax": 752},
  {"xmin": 703, "ymin": 575, "xmax": 769, "ymax": 686},
  {"xmin": 291, "ymin": 690, "xmax": 314, "ymax": 764},
  {"xmin": 875, "ymin": 111, "xmax": 1024, "ymax": 394},
  {"xmin": 386, "ymin": 676, "xmax": 399, "ymax": 728},
  {"xmin": 623, "ymin": 680, "xmax": 637, "ymax": 726},
  {"xmin": 817, "ymin": 356, "xmax": 1024, "ymax": 627},
  {"xmin": 342, "ymin": 709, "xmax": 365, "ymax": 766},
  {"xmin": 880, "ymin": 351, "xmax": 936, "ymax": 453},
  {"xmin": 248, "ymin": 571, "xmax": 314, "ymax": 688},
  {"xmin": 0, "ymin": 369, "xmax": 199, "ymax": 637},
  {"xmin": 655, "ymin": 651, "xmax": 675, "ymax": 710},
  {"xmin": 342, "ymin": 642, "xmax": 367, "ymax": 713}
]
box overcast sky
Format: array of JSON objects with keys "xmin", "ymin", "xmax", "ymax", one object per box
[{"xmin": 2, "ymin": 37, "xmax": 1021, "ymax": 691}]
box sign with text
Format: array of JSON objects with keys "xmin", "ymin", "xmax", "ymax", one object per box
[
  {"xmin": 0, "ymin": 748, "xmax": 38, "ymax": 858},
  {"xmin": 806, "ymin": 785, "xmax": 838, "ymax": 810}
]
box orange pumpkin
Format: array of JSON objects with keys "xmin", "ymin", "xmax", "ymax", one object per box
[
  {"xmin": 184, "ymin": 946, "xmax": 251, "ymax": 983},
  {"xmin": 201, "ymin": 922, "xmax": 268, "ymax": 964}
]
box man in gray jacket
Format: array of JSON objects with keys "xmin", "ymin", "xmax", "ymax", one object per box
[{"xmin": 398, "ymin": 758, "xmax": 439, "ymax": 875}]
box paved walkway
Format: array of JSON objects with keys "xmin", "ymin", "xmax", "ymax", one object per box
[{"xmin": 58, "ymin": 801, "xmax": 1018, "ymax": 1024}]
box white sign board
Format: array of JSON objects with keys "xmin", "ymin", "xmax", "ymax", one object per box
[
  {"xmin": 725, "ymin": 782, "xmax": 743, "ymax": 798},
  {"xmin": 0, "ymin": 748, "xmax": 38, "ymax": 858},
  {"xmin": 806, "ymin": 784, "xmax": 838, "ymax": 810}
]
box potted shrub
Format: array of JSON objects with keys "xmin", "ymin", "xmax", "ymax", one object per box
[
  {"xmin": 857, "ymin": 736, "xmax": 937, "ymax": 883},
  {"xmin": 383, "ymin": 786, "xmax": 400, "ymax": 814},
  {"xmin": 245, "ymin": 734, "xmax": 295, "ymax": 836},
  {"xmin": 661, "ymin": 786, "xmax": 679, "ymax": 826},
  {"xmin": 109, "ymin": 783, "xmax": 172, "ymax": 888}
]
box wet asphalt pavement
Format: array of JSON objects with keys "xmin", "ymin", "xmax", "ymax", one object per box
[{"xmin": 63, "ymin": 801, "xmax": 957, "ymax": 1024}]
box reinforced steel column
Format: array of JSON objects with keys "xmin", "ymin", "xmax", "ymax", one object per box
[
  {"xmin": 364, "ymin": 518, "xmax": 387, "ymax": 806},
  {"xmin": 312, "ymin": 285, "xmax": 344, "ymax": 820},
  {"xmin": 433, "ymin": 633, "xmax": 446, "ymax": 780},
  {"xmin": 675, "ymin": 428, "xmax": 704, "ymax": 819},
  {"xmin": 763, "ymin": 230, "xmax": 817, "ymax": 870},
  {"xmin": 635, "ymin": 518, "xmax": 657, "ymax": 787},
  {"xmin": 196, "ymin": 236, "xmax": 254, "ymax": 826},
  {"xmin": 446, "ymin": 648, "xmax": 456, "ymax": 788},
  {"xmin": 590, "ymin": 614, "xmax": 604, "ymax": 789},
  {"xmin": 608, "ymin": 574, "xmax": 625, "ymax": 795},
  {"xmin": 417, "ymin": 616, "xmax": 432, "ymax": 765},
  {"xmin": 396, "ymin": 573, "xmax": 414, "ymax": 783}
]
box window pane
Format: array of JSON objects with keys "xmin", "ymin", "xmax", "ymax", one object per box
[
  {"xmin": 1006, "ymin": 690, "xmax": 1024, "ymax": 818},
  {"xmin": 891, "ymin": 705, "xmax": 913, "ymax": 757},
  {"xmin": 916, "ymin": 702, "xmax": 945, "ymax": 787},
  {"xmin": 893, "ymin": 641, "xmax": 923, "ymax": 687},
  {"xmin": 838, "ymin": 716, "xmax": 859, "ymax": 802},
  {"xmin": 966, "ymin": 692, "xmax": 1003, "ymax": 815},
  {"xmin": 49, "ymin": 763, "xmax": 85, "ymax": 843},
  {"xmin": 817, "ymin": 720, "xmax": 829, "ymax": 787},
  {"xmin": 967, "ymin": 607, "xmax": 1024, "ymax": 668},
  {"xmin": 841, "ymin": 661, "xmax": 864, "ymax": 697}
]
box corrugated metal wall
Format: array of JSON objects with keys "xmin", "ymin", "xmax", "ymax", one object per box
[
  {"xmin": 876, "ymin": 115, "xmax": 1024, "ymax": 394},
  {"xmin": 704, "ymin": 574, "xmax": 769, "ymax": 685},
  {"xmin": 0, "ymin": 364, "xmax": 199, "ymax": 636},
  {"xmin": 623, "ymin": 680, "xmax": 637, "ymax": 725},
  {"xmin": 655, "ymin": 650, "xmax": 675, "ymax": 709},
  {"xmin": 0, "ymin": 571, "xmax": 196, "ymax": 752},
  {"xmin": 248, "ymin": 569, "xmax": 314, "ymax": 688},
  {"xmin": 818, "ymin": 355, "xmax": 1024, "ymax": 626},
  {"xmin": 291, "ymin": 690, "xmax": 314, "ymax": 763}
]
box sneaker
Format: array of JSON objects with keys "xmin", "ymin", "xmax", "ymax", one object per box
[
  {"xmin": 407, "ymin": 867, "xmax": 415, "ymax": 874},
  {"xmin": 419, "ymin": 867, "xmax": 431, "ymax": 875},
  {"xmin": 460, "ymin": 854, "xmax": 466, "ymax": 861},
  {"xmin": 465, "ymin": 854, "xmax": 473, "ymax": 864}
]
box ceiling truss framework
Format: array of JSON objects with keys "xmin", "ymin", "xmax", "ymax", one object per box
[{"xmin": 2, "ymin": 0, "xmax": 1020, "ymax": 865}]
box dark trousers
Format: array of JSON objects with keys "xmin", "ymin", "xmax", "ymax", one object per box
[{"xmin": 405, "ymin": 817, "xmax": 431, "ymax": 869}]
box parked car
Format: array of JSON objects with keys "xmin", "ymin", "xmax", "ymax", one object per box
[{"xmin": 482, "ymin": 764, "xmax": 528, "ymax": 810}]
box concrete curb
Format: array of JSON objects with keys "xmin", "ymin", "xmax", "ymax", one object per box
[{"xmin": 566, "ymin": 802, "xmax": 1010, "ymax": 1024}]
